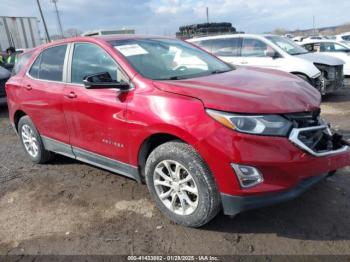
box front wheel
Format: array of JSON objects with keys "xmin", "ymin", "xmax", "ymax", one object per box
[{"xmin": 145, "ymin": 141, "xmax": 221, "ymax": 227}]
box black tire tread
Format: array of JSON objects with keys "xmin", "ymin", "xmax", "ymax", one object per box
[
  {"xmin": 18, "ymin": 116, "xmax": 53, "ymax": 164},
  {"xmin": 145, "ymin": 141, "xmax": 221, "ymax": 227}
]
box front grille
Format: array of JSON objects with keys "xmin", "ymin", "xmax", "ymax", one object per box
[
  {"xmin": 315, "ymin": 64, "xmax": 343, "ymax": 81},
  {"xmin": 286, "ymin": 110, "xmax": 348, "ymax": 156},
  {"xmin": 297, "ymin": 128, "xmax": 341, "ymax": 153},
  {"xmin": 311, "ymin": 75, "xmax": 324, "ymax": 92},
  {"xmin": 284, "ymin": 109, "xmax": 321, "ymax": 128},
  {"xmin": 314, "ymin": 64, "xmax": 344, "ymax": 94}
]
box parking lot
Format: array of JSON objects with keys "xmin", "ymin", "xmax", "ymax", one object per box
[{"xmin": 0, "ymin": 88, "xmax": 349, "ymax": 255}]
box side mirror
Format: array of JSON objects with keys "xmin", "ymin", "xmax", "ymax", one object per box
[
  {"xmin": 265, "ymin": 50, "xmax": 280, "ymax": 59},
  {"xmin": 83, "ymin": 72, "xmax": 130, "ymax": 90}
]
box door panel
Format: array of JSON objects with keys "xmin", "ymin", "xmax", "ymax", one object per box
[
  {"xmin": 21, "ymin": 77, "xmax": 69, "ymax": 143},
  {"xmin": 63, "ymin": 87, "xmax": 129, "ymax": 162},
  {"xmin": 238, "ymin": 37, "xmax": 280, "ymax": 69},
  {"xmin": 63, "ymin": 42, "xmax": 130, "ymax": 162},
  {"xmin": 21, "ymin": 44, "xmax": 70, "ymax": 144}
]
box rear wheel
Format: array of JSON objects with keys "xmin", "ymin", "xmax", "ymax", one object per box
[
  {"xmin": 145, "ymin": 141, "xmax": 221, "ymax": 227},
  {"xmin": 18, "ymin": 116, "xmax": 53, "ymax": 164}
]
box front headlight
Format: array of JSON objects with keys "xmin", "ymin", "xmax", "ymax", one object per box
[{"xmin": 206, "ymin": 109, "xmax": 292, "ymax": 136}]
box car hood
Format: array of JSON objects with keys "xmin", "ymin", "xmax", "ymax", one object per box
[
  {"xmin": 295, "ymin": 53, "xmax": 344, "ymax": 66},
  {"xmin": 153, "ymin": 67, "xmax": 321, "ymax": 114},
  {"xmin": 0, "ymin": 66, "xmax": 11, "ymax": 79}
]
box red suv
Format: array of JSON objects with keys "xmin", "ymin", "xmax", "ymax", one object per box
[{"xmin": 6, "ymin": 36, "xmax": 350, "ymax": 227}]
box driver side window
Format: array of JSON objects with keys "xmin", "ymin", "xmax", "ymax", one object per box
[
  {"xmin": 241, "ymin": 38, "xmax": 271, "ymax": 57},
  {"xmin": 71, "ymin": 43, "xmax": 126, "ymax": 84}
]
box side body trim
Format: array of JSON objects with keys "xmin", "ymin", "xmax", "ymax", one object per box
[
  {"xmin": 41, "ymin": 136, "xmax": 140, "ymax": 182},
  {"xmin": 42, "ymin": 136, "xmax": 75, "ymax": 158}
]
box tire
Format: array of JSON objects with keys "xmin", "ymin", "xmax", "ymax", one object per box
[
  {"xmin": 18, "ymin": 116, "xmax": 53, "ymax": 164},
  {"xmin": 145, "ymin": 141, "xmax": 221, "ymax": 227}
]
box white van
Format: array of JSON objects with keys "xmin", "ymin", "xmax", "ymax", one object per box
[{"xmin": 188, "ymin": 34, "xmax": 345, "ymax": 95}]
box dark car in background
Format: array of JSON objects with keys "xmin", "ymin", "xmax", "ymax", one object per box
[
  {"xmin": 0, "ymin": 66, "xmax": 11, "ymax": 104},
  {"xmin": 0, "ymin": 51, "xmax": 32, "ymax": 104}
]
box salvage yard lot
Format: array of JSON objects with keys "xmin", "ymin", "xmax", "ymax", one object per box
[{"xmin": 0, "ymin": 88, "xmax": 350, "ymax": 255}]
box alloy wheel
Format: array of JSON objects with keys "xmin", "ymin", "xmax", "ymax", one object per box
[
  {"xmin": 153, "ymin": 160, "xmax": 199, "ymax": 215},
  {"xmin": 21, "ymin": 124, "xmax": 39, "ymax": 158}
]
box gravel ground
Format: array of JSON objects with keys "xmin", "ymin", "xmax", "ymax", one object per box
[{"xmin": 0, "ymin": 89, "xmax": 350, "ymax": 255}]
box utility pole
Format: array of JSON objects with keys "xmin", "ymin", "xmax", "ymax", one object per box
[
  {"xmin": 206, "ymin": 7, "xmax": 209, "ymax": 24},
  {"xmin": 36, "ymin": 0, "xmax": 51, "ymax": 42},
  {"xmin": 313, "ymin": 15, "xmax": 316, "ymax": 35},
  {"xmin": 52, "ymin": 0, "xmax": 64, "ymax": 38}
]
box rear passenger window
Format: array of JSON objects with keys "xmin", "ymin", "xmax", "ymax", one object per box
[
  {"xmin": 241, "ymin": 38, "xmax": 270, "ymax": 57},
  {"xmin": 29, "ymin": 45, "xmax": 67, "ymax": 81},
  {"xmin": 211, "ymin": 38, "xmax": 240, "ymax": 56},
  {"xmin": 320, "ymin": 42, "xmax": 348, "ymax": 52}
]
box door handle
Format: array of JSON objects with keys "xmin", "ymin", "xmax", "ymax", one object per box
[
  {"xmin": 25, "ymin": 84, "xmax": 32, "ymax": 90},
  {"xmin": 65, "ymin": 92, "xmax": 77, "ymax": 99}
]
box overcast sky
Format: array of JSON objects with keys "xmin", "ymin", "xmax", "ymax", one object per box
[{"xmin": 1, "ymin": 0, "xmax": 350, "ymax": 37}]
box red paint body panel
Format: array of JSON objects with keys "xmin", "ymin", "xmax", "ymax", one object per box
[
  {"xmin": 63, "ymin": 86, "xmax": 129, "ymax": 161},
  {"xmin": 153, "ymin": 66, "xmax": 321, "ymax": 114},
  {"xmin": 5, "ymin": 35, "xmax": 350, "ymax": 199}
]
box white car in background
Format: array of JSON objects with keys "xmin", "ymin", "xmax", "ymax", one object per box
[
  {"xmin": 335, "ymin": 32, "xmax": 350, "ymax": 43},
  {"xmin": 188, "ymin": 34, "xmax": 345, "ymax": 95},
  {"xmin": 300, "ymin": 40, "xmax": 350, "ymax": 76}
]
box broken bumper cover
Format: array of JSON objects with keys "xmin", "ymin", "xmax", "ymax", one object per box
[
  {"xmin": 312, "ymin": 64, "xmax": 344, "ymax": 94},
  {"xmin": 221, "ymin": 172, "xmax": 329, "ymax": 216}
]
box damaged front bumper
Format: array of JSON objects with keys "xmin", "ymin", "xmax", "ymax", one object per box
[
  {"xmin": 221, "ymin": 172, "xmax": 330, "ymax": 216},
  {"xmin": 312, "ymin": 64, "xmax": 345, "ymax": 95},
  {"xmin": 289, "ymin": 124, "xmax": 349, "ymax": 157},
  {"xmin": 221, "ymin": 113, "xmax": 350, "ymax": 216}
]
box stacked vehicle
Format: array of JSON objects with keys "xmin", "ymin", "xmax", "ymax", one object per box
[{"xmin": 176, "ymin": 23, "xmax": 237, "ymax": 40}]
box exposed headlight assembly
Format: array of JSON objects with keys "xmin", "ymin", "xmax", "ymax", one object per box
[{"xmin": 206, "ymin": 109, "xmax": 293, "ymax": 136}]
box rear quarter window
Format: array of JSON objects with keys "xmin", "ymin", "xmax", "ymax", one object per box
[
  {"xmin": 28, "ymin": 44, "xmax": 67, "ymax": 81},
  {"xmin": 12, "ymin": 51, "xmax": 33, "ymax": 76}
]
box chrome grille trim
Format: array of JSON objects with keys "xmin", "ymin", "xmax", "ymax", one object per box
[{"xmin": 289, "ymin": 125, "xmax": 349, "ymax": 157}]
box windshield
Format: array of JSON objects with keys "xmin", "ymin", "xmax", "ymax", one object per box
[
  {"xmin": 266, "ymin": 36, "xmax": 309, "ymax": 55},
  {"xmin": 108, "ymin": 38, "xmax": 233, "ymax": 80}
]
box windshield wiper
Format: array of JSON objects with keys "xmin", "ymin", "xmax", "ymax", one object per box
[
  {"xmin": 154, "ymin": 76, "xmax": 186, "ymax": 80},
  {"xmin": 154, "ymin": 69, "xmax": 232, "ymax": 81}
]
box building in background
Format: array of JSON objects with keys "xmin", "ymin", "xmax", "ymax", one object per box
[
  {"xmin": 0, "ymin": 16, "xmax": 42, "ymax": 50},
  {"xmin": 82, "ymin": 28, "xmax": 135, "ymax": 37}
]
